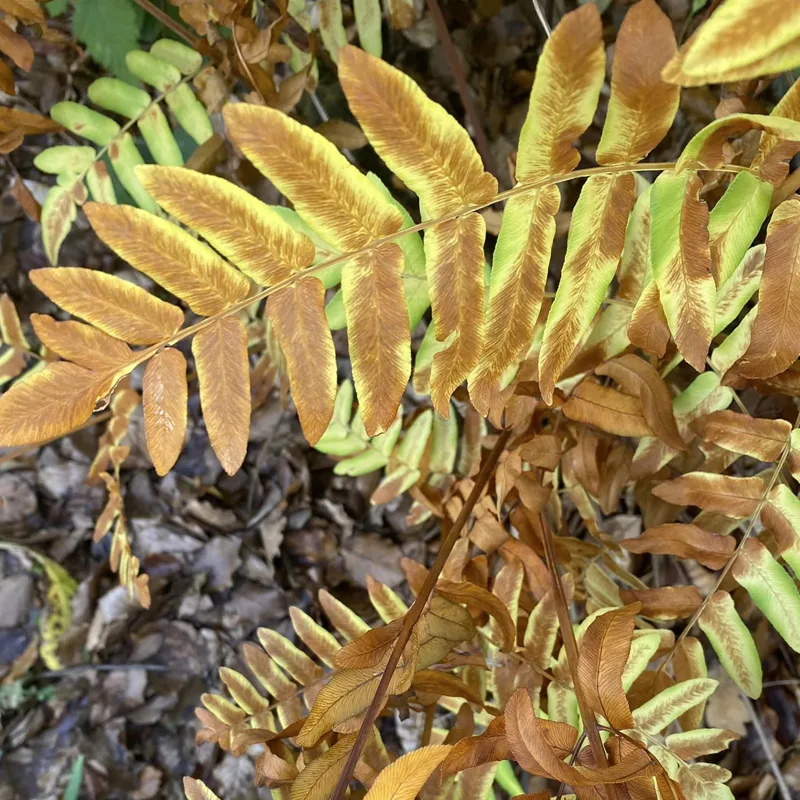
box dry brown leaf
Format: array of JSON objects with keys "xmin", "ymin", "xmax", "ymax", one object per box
[
  {"xmin": 563, "ymin": 377, "xmax": 654, "ymax": 438},
  {"xmin": 651, "ymin": 472, "xmax": 765, "ymax": 517},
  {"xmin": 620, "ymin": 586, "xmax": 702, "ymax": 620},
  {"xmin": 577, "ymin": 603, "xmax": 641, "ymax": 730},
  {"xmin": 621, "ymin": 523, "xmax": 736, "ymax": 570}
]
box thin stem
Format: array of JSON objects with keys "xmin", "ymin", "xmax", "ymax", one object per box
[
  {"xmin": 328, "ymin": 429, "xmax": 512, "ymax": 800},
  {"xmin": 100, "ymin": 161, "xmax": 749, "ymax": 390},
  {"xmin": 129, "ymin": 0, "xmax": 205, "ymax": 51},
  {"xmin": 741, "ymin": 694, "xmax": 793, "ymax": 800},
  {"xmin": 658, "ymin": 406, "xmax": 800, "ymax": 675},
  {"xmin": 539, "ymin": 510, "xmax": 615, "ymax": 798},
  {"xmin": 421, "ymin": 704, "xmax": 435, "ymax": 747}
]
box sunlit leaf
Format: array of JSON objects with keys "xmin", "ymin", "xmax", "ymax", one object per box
[
  {"xmin": 632, "ymin": 678, "xmax": 718, "ymax": 733},
  {"xmin": 192, "ymin": 317, "xmax": 251, "ymax": 475},
  {"xmin": 143, "ymin": 347, "xmax": 187, "ymax": 476},
  {"xmin": 698, "ymin": 590, "xmax": 762, "ymax": 699}
]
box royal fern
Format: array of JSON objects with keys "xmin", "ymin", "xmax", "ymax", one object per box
[
  {"xmin": 6, "ymin": 2, "xmax": 800, "ymax": 796},
  {"xmin": 35, "ymin": 38, "xmax": 214, "ymax": 265}
]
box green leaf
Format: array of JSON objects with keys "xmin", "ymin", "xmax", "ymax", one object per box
[
  {"xmin": 64, "ymin": 755, "xmax": 84, "ymax": 800},
  {"xmin": 732, "ymin": 538, "xmax": 800, "ymax": 652},
  {"xmin": 73, "ymin": 0, "xmax": 144, "ymax": 84},
  {"xmin": 698, "ymin": 590, "xmax": 762, "ymax": 699}
]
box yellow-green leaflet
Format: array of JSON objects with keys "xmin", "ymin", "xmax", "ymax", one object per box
[
  {"xmin": 632, "ymin": 678, "xmax": 718, "ymax": 733},
  {"xmin": 650, "ymin": 170, "xmax": 715, "ymax": 371},
  {"xmin": 538, "ymin": 173, "xmax": 635, "ymax": 403},
  {"xmin": 707, "ymin": 171, "xmax": 772, "ymax": 285},
  {"xmin": 698, "ymin": 591, "xmax": 762, "ymax": 699},
  {"xmin": 732, "ymin": 539, "xmax": 800, "ymax": 652}
]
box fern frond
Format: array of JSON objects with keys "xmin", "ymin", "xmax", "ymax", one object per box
[{"xmin": 35, "ymin": 39, "xmax": 212, "ymax": 265}]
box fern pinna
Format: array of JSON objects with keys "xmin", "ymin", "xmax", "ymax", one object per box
[{"xmin": 6, "ymin": 0, "xmax": 800, "ymax": 797}]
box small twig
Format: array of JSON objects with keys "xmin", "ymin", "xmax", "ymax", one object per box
[
  {"xmin": 539, "ymin": 511, "xmax": 616, "ymax": 799},
  {"xmin": 35, "ymin": 663, "xmax": 169, "ymax": 679},
  {"xmin": 329, "ymin": 429, "xmax": 512, "ymax": 800},
  {"xmin": 424, "ymin": 0, "xmax": 497, "ymax": 180},
  {"xmin": 530, "ymin": 0, "xmax": 552, "ymax": 37},
  {"xmin": 421, "ymin": 704, "xmax": 435, "ymax": 747},
  {"xmin": 129, "ymin": 0, "xmax": 205, "ymax": 51},
  {"xmin": 741, "ymin": 693, "xmax": 793, "ymax": 800},
  {"xmin": 232, "ymin": 23, "xmax": 265, "ymax": 104}
]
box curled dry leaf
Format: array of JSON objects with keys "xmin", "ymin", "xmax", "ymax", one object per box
[
  {"xmin": 693, "ymin": 409, "xmax": 791, "ymax": 462},
  {"xmin": 652, "ymin": 472, "xmax": 765, "ymax": 517},
  {"xmin": 596, "ymin": 354, "xmax": 685, "ymax": 451},
  {"xmin": 621, "ymin": 523, "xmax": 736, "ymax": 570},
  {"xmin": 435, "ymin": 579, "xmax": 516, "ymax": 653},
  {"xmin": 620, "ymin": 586, "xmax": 702, "ymax": 620},
  {"xmin": 577, "ymin": 602, "xmax": 640, "ymax": 730},
  {"xmin": 439, "ymin": 716, "xmax": 508, "ymax": 778},
  {"xmin": 562, "ymin": 377, "xmax": 654, "ymax": 438}
]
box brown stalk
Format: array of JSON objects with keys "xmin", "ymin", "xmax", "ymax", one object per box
[
  {"xmin": 329, "ymin": 428, "xmax": 512, "ymax": 800},
  {"xmin": 425, "ymin": 0, "xmax": 497, "ymax": 180},
  {"xmin": 539, "ymin": 509, "xmax": 616, "ymax": 798},
  {"xmin": 129, "ymin": 0, "xmax": 206, "ymax": 52}
]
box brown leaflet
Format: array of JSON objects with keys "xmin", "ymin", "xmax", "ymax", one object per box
[
  {"xmin": 334, "ymin": 619, "xmax": 403, "ymax": 670},
  {"xmin": 619, "ymin": 586, "xmax": 702, "ymax": 620},
  {"xmin": 537, "ymin": 173, "xmax": 636, "ymax": 404},
  {"xmin": 500, "ymin": 539, "xmax": 551, "ymax": 600},
  {"xmin": 267, "ymin": 277, "xmax": 337, "ymax": 444},
  {"xmin": 439, "ymin": 716, "xmax": 508, "ymax": 778},
  {"xmin": 692, "ymin": 409, "xmax": 791, "ymax": 462},
  {"xmin": 740, "ymin": 198, "xmax": 800, "ymax": 378},
  {"xmin": 0, "ymin": 362, "xmax": 111, "ymax": 446},
  {"xmin": 515, "ymin": 473, "xmax": 552, "ymax": 515},
  {"xmin": 520, "ymin": 434, "xmax": 562, "ymax": 471},
  {"xmin": 411, "ymin": 670, "xmax": 482, "ymax": 704},
  {"xmin": 341, "ymin": 244, "xmax": 410, "ymax": 435},
  {"xmin": 192, "ymin": 317, "xmax": 251, "ymax": 476},
  {"xmin": 595, "ymin": 0, "xmax": 679, "ymax": 165},
  {"xmin": 577, "ymin": 603, "xmax": 641, "ymax": 730},
  {"xmin": 654, "ymin": 171, "xmax": 715, "ymax": 371},
  {"xmin": 507, "ymin": 689, "xmax": 658, "ymax": 786},
  {"xmin": 30, "ymin": 313, "xmax": 132, "ymax": 373},
  {"xmin": 621, "ymin": 523, "xmax": 736, "ymax": 570},
  {"xmin": 595, "ymin": 354, "xmax": 685, "ymax": 451},
  {"xmin": 426, "ymin": 214, "xmax": 486, "ymax": 416},
  {"xmin": 470, "ymin": 187, "xmax": 560, "ymax": 415},
  {"xmin": 435, "ymin": 580, "xmax": 516, "ymax": 653},
  {"xmin": 597, "ymin": 441, "xmax": 633, "ymax": 515},
  {"xmin": 504, "ymin": 689, "xmax": 577, "ymax": 779},
  {"xmin": 30, "ymin": 267, "xmax": 184, "ymax": 345},
  {"xmin": 628, "ymin": 282, "xmax": 671, "ymax": 359},
  {"xmin": 562, "ymin": 377, "xmax": 654, "ymax": 438},
  {"xmin": 143, "ymin": 348, "xmax": 188, "ymax": 477},
  {"xmin": 753, "ymin": 78, "xmax": 800, "ymax": 185},
  {"xmin": 652, "ymin": 472, "xmax": 765, "ymax": 517}
]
